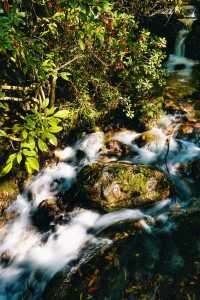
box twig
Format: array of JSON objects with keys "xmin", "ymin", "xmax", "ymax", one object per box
[
  {"xmin": 90, "ymin": 50, "xmax": 109, "ymax": 68},
  {"xmin": 0, "ymin": 96, "xmax": 39, "ymax": 103},
  {"xmin": 0, "ymin": 97, "xmax": 24, "ymax": 101},
  {"xmin": 1, "ymin": 84, "xmax": 37, "ymax": 91},
  {"xmin": 56, "ymin": 55, "xmax": 82, "ymax": 71}
]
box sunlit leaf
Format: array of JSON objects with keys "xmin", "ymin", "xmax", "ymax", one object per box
[
  {"xmin": 25, "ymin": 160, "xmax": 33, "ymax": 175},
  {"xmin": 41, "ymin": 98, "xmax": 49, "ymax": 109},
  {"xmin": 26, "ymin": 156, "xmax": 39, "ymax": 171},
  {"xmin": 0, "ymin": 129, "xmax": 7, "ymax": 136},
  {"xmin": 21, "ymin": 129, "xmax": 28, "ymax": 139},
  {"xmin": 48, "ymin": 126, "xmax": 63, "ymax": 133},
  {"xmin": 79, "ymin": 40, "xmax": 85, "ymax": 51},
  {"xmin": 47, "ymin": 132, "xmax": 57, "ymax": 146},
  {"xmin": 59, "ymin": 72, "xmax": 71, "ymax": 81},
  {"xmin": 7, "ymin": 153, "xmax": 17, "ymax": 163},
  {"xmin": 38, "ymin": 139, "xmax": 48, "ymax": 152},
  {"xmin": 46, "ymin": 107, "xmax": 56, "ymax": 116},
  {"xmin": 54, "ymin": 110, "xmax": 70, "ymax": 119},
  {"xmin": 22, "ymin": 149, "xmax": 37, "ymax": 157},
  {"xmin": 17, "ymin": 152, "xmax": 22, "ymax": 164},
  {"xmin": 0, "ymin": 162, "xmax": 13, "ymax": 177}
]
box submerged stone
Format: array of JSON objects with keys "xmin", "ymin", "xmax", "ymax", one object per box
[{"xmin": 78, "ymin": 163, "xmax": 170, "ymax": 211}]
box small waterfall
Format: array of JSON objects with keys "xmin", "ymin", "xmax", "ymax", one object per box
[
  {"xmin": 167, "ymin": 27, "xmax": 195, "ymax": 76},
  {"xmin": 174, "ymin": 29, "xmax": 189, "ymax": 57},
  {"xmin": 167, "ymin": 5, "xmax": 198, "ymax": 76}
]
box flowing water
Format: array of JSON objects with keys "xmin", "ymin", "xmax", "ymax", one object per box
[
  {"xmin": 0, "ymin": 11, "xmax": 200, "ymax": 300},
  {"xmin": 0, "ymin": 112, "xmax": 200, "ymax": 299},
  {"xmin": 167, "ymin": 5, "xmax": 197, "ymax": 77}
]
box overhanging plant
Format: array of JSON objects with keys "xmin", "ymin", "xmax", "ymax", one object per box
[{"xmin": 0, "ymin": 98, "xmax": 72, "ymax": 176}]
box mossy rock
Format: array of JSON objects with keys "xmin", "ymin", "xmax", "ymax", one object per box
[
  {"xmin": 78, "ymin": 163, "xmax": 170, "ymax": 211},
  {"xmin": 0, "ymin": 178, "xmax": 19, "ymax": 212}
]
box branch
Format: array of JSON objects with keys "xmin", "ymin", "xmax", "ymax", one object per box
[
  {"xmin": 56, "ymin": 55, "xmax": 82, "ymax": 71},
  {"xmin": 0, "ymin": 84, "xmax": 37, "ymax": 91},
  {"xmin": 89, "ymin": 50, "xmax": 109, "ymax": 68},
  {"xmin": 0, "ymin": 97, "xmax": 24, "ymax": 101},
  {"xmin": 0, "ymin": 96, "xmax": 39, "ymax": 103}
]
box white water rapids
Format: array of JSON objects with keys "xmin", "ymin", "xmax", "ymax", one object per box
[{"xmin": 0, "ymin": 114, "xmax": 200, "ymax": 299}]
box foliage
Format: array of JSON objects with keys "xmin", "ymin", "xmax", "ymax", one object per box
[
  {"xmin": 0, "ymin": 0, "xmax": 167, "ymax": 108},
  {"xmin": 138, "ymin": 96, "xmax": 164, "ymax": 125},
  {"xmin": 0, "ymin": 0, "xmax": 182, "ymax": 176},
  {"xmin": 0, "ymin": 99, "xmax": 71, "ymax": 176},
  {"xmin": 112, "ymin": 0, "xmax": 183, "ymax": 17}
]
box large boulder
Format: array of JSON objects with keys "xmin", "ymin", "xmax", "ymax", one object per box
[{"xmin": 77, "ymin": 163, "xmax": 170, "ymax": 211}]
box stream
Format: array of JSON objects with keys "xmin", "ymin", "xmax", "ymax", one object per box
[{"xmin": 0, "ymin": 6, "xmax": 200, "ymax": 300}]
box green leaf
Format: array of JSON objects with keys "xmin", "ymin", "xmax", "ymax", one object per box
[
  {"xmin": 41, "ymin": 98, "xmax": 49, "ymax": 109},
  {"xmin": 47, "ymin": 133, "xmax": 57, "ymax": 146},
  {"xmin": 52, "ymin": 12, "xmax": 65, "ymax": 21},
  {"xmin": 0, "ymin": 162, "xmax": 13, "ymax": 177},
  {"xmin": 22, "ymin": 149, "xmax": 37, "ymax": 157},
  {"xmin": 79, "ymin": 40, "xmax": 85, "ymax": 51},
  {"xmin": 7, "ymin": 153, "xmax": 17, "ymax": 163},
  {"xmin": 46, "ymin": 106, "xmax": 56, "ymax": 116},
  {"xmin": 22, "ymin": 137, "xmax": 36, "ymax": 150},
  {"xmin": 29, "ymin": 137, "xmax": 36, "ymax": 149},
  {"xmin": 59, "ymin": 72, "xmax": 71, "ymax": 81},
  {"xmin": 48, "ymin": 126, "xmax": 63, "ymax": 133},
  {"xmin": 26, "ymin": 157, "xmax": 39, "ymax": 171},
  {"xmin": 21, "ymin": 129, "xmax": 28, "ymax": 139},
  {"xmin": 54, "ymin": 110, "xmax": 70, "ymax": 119},
  {"xmin": 0, "ymin": 129, "xmax": 6, "ymax": 136},
  {"xmin": 25, "ymin": 161, "xmax": 33, "ymax": 175},
  {"xmin": 38, "ymin": 139, "xmax": 48, "ymax": 152},
  {"xmin": 47, "ymin": 117, "xmax": 61, "ymax": 126},
  {"xmin": 17, "ymin": 152, "xmax": 22, "ymax": 164},
  {"xmin": 12, "ymin": 124, "xmax": 22, "ymax": 133}
]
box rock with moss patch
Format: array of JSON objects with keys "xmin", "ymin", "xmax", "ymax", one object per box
[{"xmin": 78, "ymin": 163, "xmax": 170, "ymax": 211}]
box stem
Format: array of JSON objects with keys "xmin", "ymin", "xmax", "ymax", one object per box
[
  {"xmin": 49, "ymin": 75, "xmax": 57, "ymax": 107},
  {"xmin": 0, "ymin": 97, "xmax": 24, "ymax": 101},
  {"xmin": 0, "ymin": 84, "xmax": 37, "ymax": 91},
  {"xmin": 56, "ymin": 55, "xmax": 82, "ymax": 71}
]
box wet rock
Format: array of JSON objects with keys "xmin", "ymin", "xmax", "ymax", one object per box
[
  {"xmin": 178, "ymin": 159, "xmax": 200, "ymax": 183},
  {"xmin": 77, "ymin": 163, "xmax": 170, "ymax": 211},
  {"xmin": 31, "ymin": 198, "xmax": 66, "ymax": 232},
  {"xmin": 0, "ymin": 178, "xmax": 19, "ymax": 213},
  {"xmin": 177, "ymin": 122, "xmax": 200, "ymax": 145},
  {"xmin": 174, "ymin": 64, "xmax": 186, "ymax": 71},
  {"xmin": 101, "ymin": 138, "xmax": 136, "ymax": 159},
  {"xmin": 134, "ymin": 130, "xmax": 165, "ymax": 148}
]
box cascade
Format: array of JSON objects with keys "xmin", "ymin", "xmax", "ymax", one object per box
[
  {"xmin": 167, "ymin": 5, "xmax": 198, "ymax": 76},
  {"xmin": 0, "ymin": 113, "xmax": 200, "ymax": 299},
  {"xmin": 174, "ymin": 29, "xmax": 189, "ymax": 57}
]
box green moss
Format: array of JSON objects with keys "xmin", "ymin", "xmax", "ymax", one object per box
[{"xmin": 78, "ymin": 163, "xmax": 170, "ymax": 211}]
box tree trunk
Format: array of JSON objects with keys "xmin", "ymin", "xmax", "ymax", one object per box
[{"xmin": 49, "ymin": 75, "xmax": 57, "ymax": 107}]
